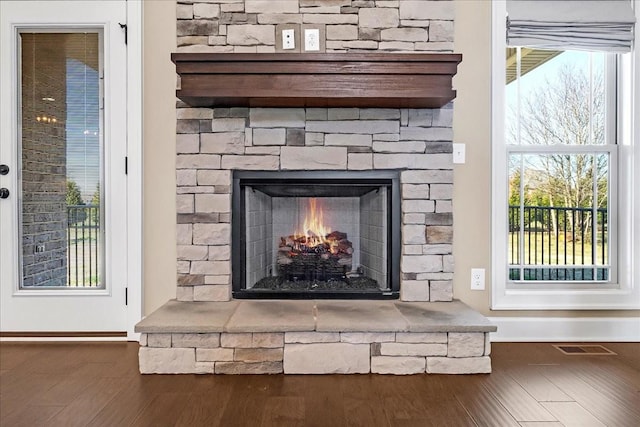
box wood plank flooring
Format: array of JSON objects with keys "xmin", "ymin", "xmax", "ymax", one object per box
[{"xmin": 1, "ymin": 342, "xmax": 638, "ymax": 426}]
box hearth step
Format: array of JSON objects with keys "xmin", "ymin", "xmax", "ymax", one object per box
[{"xmin": 135, "ymin": 299, "xmax": 496, "ymax": 375}]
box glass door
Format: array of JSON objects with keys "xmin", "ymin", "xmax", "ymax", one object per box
[{"xmin": 0, "ymin": 1, "xmax": 128, "ymax": 332}]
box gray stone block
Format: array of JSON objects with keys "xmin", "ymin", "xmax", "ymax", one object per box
[
  {"xmin": 190, "ymin": 261, "xmax": 231, "ymax": 276},
  {"xmin": 176, "ymin": 154, "xmax": 221, "ymax": 170},
  {"xmin": 234, "ymin": 348, "xmax": 283, "ymax": 362},
  {"xmin": 139, "ymin": 347, "xmax": 196, "ymax": 374},
  {"xmin": 285, "ymin": 332, "xmax": 340, "ymax": 343},
  {"xmin": 253, "ymin": 128, "xmax": 286, "ymax": 145},
  {"xmin": 227, "ymin": 24, "xmax": 275, "ymax": 45},
  {"xmin": 430, "ymin": 281, "xmax": 453, "ymax": 302},
  {"xmin": 195, "ymin": 194, "xmax": 231, "ymax": 213},
  {"xmin": 307, "ymin": 120, "xmax": 398, "ymax": 134},
  {"xmin": 448, "ymin": 333, "xmax": 485, "ymax": 358},
  {"xmin": 302, "ymin": 14, "xmax": 358, "ymax": 24},
  {"xmin": 281, "ymin": 147, "xmax": 347, "ymax": 170},
  {"xmin": 325, "ymin": 134, "xmax": 372, "ymax": 146},
  {"xmin": 172, "ymin": 333, "xmax": 220, "ymax": 348},
  {"xmin": 284, "ymin": 343, "xmax": 370, "ymax": 374},
  {"xmin": 371, "ymin": 356, "xmax": 426, "ymax": 375},
  {"xmin": 426, "ymin": 356, "xmax": 491, "ymax": 374},
  {"xmin": 250, "ymin": 108, "xmax": 305, "ymax": 127},
  {"xmin": 193, "ymin": 223, "xmax": 230, "ymax": 245},
  {"xmin": 347, "ymin": 153, "xmax": 372, "ymax": 170},
  {"xmin": 400, "ymin": 280, "xmax": 429, "ymax": 301},
  {"xmin": 359, "ymin": 7, "xmax": 399, "ymax": 28},
  {"xmin": 221, "ymin": 155, "xmax": 280, "ymax": 170},
  {"xmin": 200, "ymin": 132, "xmax": 244, "ymax": 154},
  {"xmin": 403, "ymin": 225, "xmax": 427, "ymax": 244},
  {"xmin": 402, "ymin": 255, "xmax": 443, "ymax": 273},
  {"xmin": 326, "ymin": 24, "xmax": 358, "ymax": 40},
  {"xmin": 381, "ymin": 28, "xmax": 427, "ymax": 42},
  {"xmin": 245, "ymin": 0, "xmax": 298, "ymax": 14},
  {"xmin": 340, "ymin": 332, "xmax": 395, "ymax": 343},
  {"xmin": 215, "ymin": 361, "xmax": 283, "ymax": 374},
  {"xmin": 379, "ymin": 343, "xmax": 447, "ymax": 357},
  {"xmin": 196, "ymin": 347, "xmax": 234, "ymax": 362}
]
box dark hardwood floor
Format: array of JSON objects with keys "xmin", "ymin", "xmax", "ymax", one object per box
[{"xmin": 1, "ymin": 342, "xmax": 638, "ymax": 426}]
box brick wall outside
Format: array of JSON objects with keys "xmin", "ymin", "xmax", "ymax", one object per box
[{"xmin": 20, "ymin": 34, "xmax": 68, "ymax": 287}]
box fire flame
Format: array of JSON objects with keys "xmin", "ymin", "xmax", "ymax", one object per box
[{"xmin": 294, "ymin": 198, "xmax": 338, "ymax": 253}]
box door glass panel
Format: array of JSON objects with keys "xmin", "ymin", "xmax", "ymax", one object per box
[{"xmin": 20, "ymin": 32, "xmax": 103, "ymax": 288}]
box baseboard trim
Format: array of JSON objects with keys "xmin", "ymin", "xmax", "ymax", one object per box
[
  {"xmin": 0, "ymin": 331, "xmax": 127, "ymax": 342},
  {"xmin": 488, "ymin": 317, "xmax": 640, "ymax": 342}
]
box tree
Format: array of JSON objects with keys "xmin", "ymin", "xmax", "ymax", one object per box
[
  {"xmin": 508, "ymin": 59, "xmax": 609, "ymax": 239},
  {"xmin": 66, "ymin": 180, "xmax": 84, "ymax": 206},
  {"xmin": 90, "ymin": 183, "xmax": 100, "ymax": 206},
  {"xmin": 89, "ymin": 183, "xmax": 100, "ymax": 224},
  {"xmin": 66, "ymin": 180, "xmax": 86, "ymax": 225}
]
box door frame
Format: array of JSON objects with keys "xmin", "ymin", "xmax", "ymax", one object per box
[
  {"xmin": 124, "ymin": 0, "xmax": 142, "ymax": 341},
  {"xmin": 0, "ymin": 0, "xmax": 142, "ymax": 340}
]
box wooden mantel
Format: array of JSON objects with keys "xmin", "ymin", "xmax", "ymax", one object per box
[{"xmin": 172, "ymin": 53, "xmax": 462, "ymax": 109}]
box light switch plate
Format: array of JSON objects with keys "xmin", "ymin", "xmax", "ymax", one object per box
[{"xmin": 453, "ymin": 143, "xmax": 465, "ymax": 164}]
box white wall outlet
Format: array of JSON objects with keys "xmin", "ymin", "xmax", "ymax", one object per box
[
  {"xmin": 452, "ymin": 143, "xmax": 466, "ymax": 164},
  {"xmin": 304, "ymin": 28, "xmax": 320, "ymax": 51},
  {"xmin": 282, "ymin": 29, "xmax": 295, "ymax": 50},
  {"xmin": 471, "ymin": 268, "xmax": 485, "ymax": 290}
]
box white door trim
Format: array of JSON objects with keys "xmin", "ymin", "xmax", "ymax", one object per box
[{"xmin": 125, "ymin": 0, "xmax": 142, "ymax": 341}]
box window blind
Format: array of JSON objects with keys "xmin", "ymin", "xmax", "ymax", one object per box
[{"xmin": 507, "ymin": 0, "xmax": 636, "ymax": 52}]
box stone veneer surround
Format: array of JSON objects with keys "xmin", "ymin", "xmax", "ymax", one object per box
[{"xmin": 175, "ymin": 0, "xmax": 456, "ymax": 303}]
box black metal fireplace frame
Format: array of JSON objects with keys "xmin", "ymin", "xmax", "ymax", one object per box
[{"xmin": 231, "ymin": 170, "xmax": 401, "ymax": 299}]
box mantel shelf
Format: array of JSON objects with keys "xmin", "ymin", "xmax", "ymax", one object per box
[{"xmin": 172, "ymin": 53, "xmax": 462, "ymax": 109}]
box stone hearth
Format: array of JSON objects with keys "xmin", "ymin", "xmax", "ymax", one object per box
[{"xmin": 136, "ymin": 299, "xmax": 496, "ymax": 374}]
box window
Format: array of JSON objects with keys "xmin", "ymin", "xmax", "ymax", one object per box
[
  {"xmin": 491, "ymin": 1, "xmax": 639, "ymax": 309},
  {"xmin": 507, "ymin": 49, "xmax": 616, "ymax": 285}
]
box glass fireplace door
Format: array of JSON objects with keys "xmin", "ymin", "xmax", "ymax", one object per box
[{"xmin": 232, "ymin": 170, "xmax": 400, "ymax": 299}]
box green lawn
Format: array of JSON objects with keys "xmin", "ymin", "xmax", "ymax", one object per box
[{"xmin": 508, "ymin": 232, "xmax": 607, "ymax": 266}]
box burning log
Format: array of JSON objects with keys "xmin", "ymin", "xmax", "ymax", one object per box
[
  {"xmin": 326, "ymin": 231, "xmax": 347, "ymax": 241},
  {"xmin": 277, "ymin": 230, "xmax": 353, "ymax": 280}
]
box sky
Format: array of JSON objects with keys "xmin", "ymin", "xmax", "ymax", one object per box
[
  {"xmin": 506, "ymin": 49, "xmax": 605, "ymax": 124},
  {"xmin": 66, "ymin": 57, "xmax": 100, "ymax": 203}
]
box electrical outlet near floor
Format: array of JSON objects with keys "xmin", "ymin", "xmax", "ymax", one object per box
[{"xmin": 471, "ymin": 268, "xmax": 485, "ymax": 290}]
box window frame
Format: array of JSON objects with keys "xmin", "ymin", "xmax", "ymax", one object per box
[{"xmin": 491, "ymin": 0, "xmax": 640, "ymax": 310}]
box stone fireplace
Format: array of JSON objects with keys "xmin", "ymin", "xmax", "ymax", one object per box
[
  {"xmin": 171, "ymin": 0, "xmax": 460, "ymax": 304},
  {"xmin": 135, "ymin": 0, "xmax": 496, "ymax": 376}
]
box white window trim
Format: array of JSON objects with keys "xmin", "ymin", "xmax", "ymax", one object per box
[{"xmin": 491, "ymin": 0, "xmax": 640, "ymax": 310}]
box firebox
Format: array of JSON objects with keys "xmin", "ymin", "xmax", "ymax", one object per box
[{"xmin": 232, "ymin": 170, "xmax": 401, "ymax": 299}]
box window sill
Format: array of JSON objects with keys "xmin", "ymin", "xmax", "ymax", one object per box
[{"xmin": 492, "ymin": 286, "xmax": 640, "ymax": 310}]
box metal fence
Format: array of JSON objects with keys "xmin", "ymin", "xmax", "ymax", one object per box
[
  {"xmin": 67, "ymin": 204, "xmax": 100, "ymax": 287},
  {"xmin": 508, "ymin": 205, "xmax": 608, "ymax": 281}
]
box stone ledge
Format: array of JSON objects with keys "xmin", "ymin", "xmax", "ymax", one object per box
[
  {"xmin": 137, "ymin": 299, "xmax": 495, "ymax": 375},
  {"xmin": 135, "ymin": 299, "xmax": 496, "ymax": 334}
]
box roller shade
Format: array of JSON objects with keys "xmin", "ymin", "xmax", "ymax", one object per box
[{"xmin": 507, "ymin": 0, "xmax": 636, "ymax": 52}]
